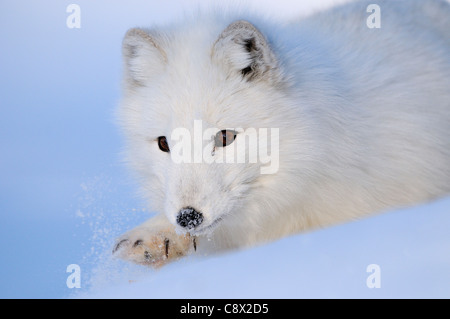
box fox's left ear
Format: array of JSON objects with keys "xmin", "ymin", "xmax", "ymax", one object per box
[
  {"xmin": 212, "ymin": 20, "xmax": 280, "ymax": 83},
  {"xmin": 122, "ymin": 28, "xmax": 167, "ymax": 88}
]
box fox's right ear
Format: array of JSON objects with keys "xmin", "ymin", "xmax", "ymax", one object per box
[
  {"xmin": 212, "ymin": 20, "xmax": 280, "ymax": 83},
  {"xmin": 122, "ymin": 28, "xmax": 167, "ymax": 87}
]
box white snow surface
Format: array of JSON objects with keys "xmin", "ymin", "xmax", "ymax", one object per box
[{"xmin": 76, "ymin": 197, "xmax": 450, "ymax": 299}]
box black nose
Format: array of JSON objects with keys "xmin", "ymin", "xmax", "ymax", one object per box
[{"xmin": 176, "ymin": 207, "xmax": 204, "ymax": 229}]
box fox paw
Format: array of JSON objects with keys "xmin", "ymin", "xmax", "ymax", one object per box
[{"xmin": 112, "ymin": 227, "xmax": 193, "ymax": 268}]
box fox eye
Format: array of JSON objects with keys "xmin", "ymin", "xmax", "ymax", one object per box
[
  {"xmin": 215, "ymin": 130, "xmax": 237, "ymax": 147},
  {"xmin": 157, "ymin": 136, "xmax": 170, "ymax": 152}
]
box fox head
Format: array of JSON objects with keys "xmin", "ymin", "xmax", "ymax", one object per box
[{"xmin": 118, "ymin": 18, "xmax": 312, "ymax": 237}]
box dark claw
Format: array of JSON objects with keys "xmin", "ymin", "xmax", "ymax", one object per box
[
  {"xmin": 193, "ymin": 237, "xmax": 197, "ymax": 252},
  {"xmin": 144, "ymin": 251, "xmax": 152, "ymax": 261},
  {"xmin": 133, "ymin": 239, "xmax": 143, "ymax": 247},
  {"xmin": 164, "ymin": 238, "xmax": 169, "ymax": 259},
  {"xmin": 112, "ymin": 239, "xmax": 129, "ymax": 254}
]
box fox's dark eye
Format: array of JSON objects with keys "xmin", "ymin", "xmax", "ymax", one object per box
[
  {"xmin": 157, "ymin": 136, "xmax": 170, "ymax": 152},
  {"xmin": 215, "ymin": 130, "xmax": 237, "ymax": 147}
]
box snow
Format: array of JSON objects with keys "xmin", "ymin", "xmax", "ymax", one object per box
[
  {"xmin": 73, "ymin": 196, "xmax": 450, "ymax": 299},
  {"xmin": 0, "ymin": 0, "xmax": 449, "ymax": 299}
]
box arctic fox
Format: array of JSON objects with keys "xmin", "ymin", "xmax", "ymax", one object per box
[{"xmin": 113, "ymin": 0, "xmax": 450, "ymax": 267}]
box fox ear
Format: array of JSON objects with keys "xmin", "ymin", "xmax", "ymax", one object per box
[
  {"xmin": 212, "ymin": 20, "xmax": 279, "ymax": 82},
  {"xmin": 122, "ymin": 28, "xmax": 166, "ymax": 87}
]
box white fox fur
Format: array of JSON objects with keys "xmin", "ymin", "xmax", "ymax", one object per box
[{"xmin": 114, "ymin": 0, "xmax": 450, "ymax": 267}]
